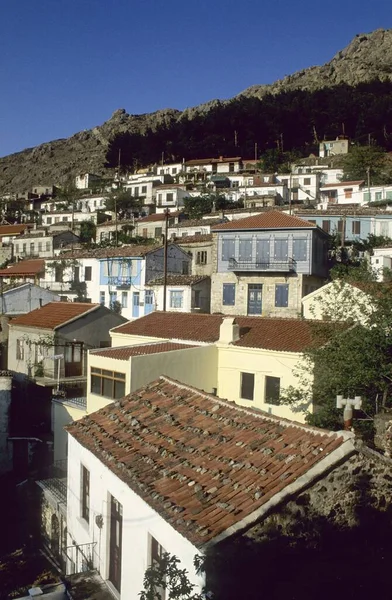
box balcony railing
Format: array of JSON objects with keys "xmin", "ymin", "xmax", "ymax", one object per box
[
  {"xmin": 108, "ymin": 276, "xmax": 132, "ymax": 289},
  {"xmin": 228, "ymin": 257, "xmax": 297, "ymax": 272},
  {"xmin": 37, "ymin": 476, "xmax": 67, "ymax": 505},
  {"xmin": 66, "ymin": 542, "xmax": 97, "ymax": 575}
]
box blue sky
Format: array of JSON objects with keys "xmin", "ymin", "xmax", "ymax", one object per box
[{"xmin": 0, "ymin": 0, "xmax": 391, "ymax": 157}]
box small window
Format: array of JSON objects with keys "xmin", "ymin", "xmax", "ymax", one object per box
[
  {"xmin": 166, "ymin": 193, "xmax": 174, "ymax": 203},
  {"xmin": 141, "ymin": 186, "xmax": 147, "ymax": 194},
  {"xmin": 121, "ymin": 291, "xmax": 128, "ymax": 308},
  {"xmin": 84, "ymin": 266, "xmax": 92, "ymax": 281},
  {"xmin": 74, "ymin": 266, "xmax": 80, "ymax": 282},
  {"xmin": 81, "ymin": 465, "xmax": 90, "ymax": 523},
  {"xmin": 55, "ymin": 266, "xmax": 63, "ymax": 283},
  {"xmin": 154, "ymin": 227, "xmax": 162, "ymax": 238},
  {"xmin": 275, "ymin": 284, "xmax": 289, "ymax": 307},
  {"xmin": 322, "ymin": 220, "xmax": 330, "ymax": 233},
  {"xmin": 293, "ymin": 239, "xmax": 307, "ymax": 261},
  {"xmin": 46, "ymin": 242, "xmax": 50, "ymax": 251},
  {"xmin": 16, "ymin": 339, "xmax": 24, "ymax": 360},
  {"xmin": 150, "ymin": 536, "xmax": 166, "ymax": 600},
  {"xmin": 221, "ymin": 238, "xmax": 235, "ymax": 261},
  {"xmin": 241, "ymin": 372, "xmax": 254, "ymax": 401},
  {"xmin": 303, "ymin": 177, "xmax": 311, "ymax": 185},
  {"xmin": 169, "ymin": 290, "xmax": 183, "ymax": 309},
  {"xmin": 344, "ymin": 188, "xmax": 353, "ymax": 199},
  {"xmin": 222, "ymin": 283, "xmax": 235, "ymax": 306},
  {"xmin": 100, "ymin": 291, "xmax": 105, "ymax": 306},
  {"xmin": 265, "ymin": 376, "xmax": 280, "ymax": 405},
  {"xmin": 196, "ymin": 251, "xmax": 207, "ymax": 265},
  {"xmin": 352, "ymin": 221, "xmax": 361, "ymax": 235}
]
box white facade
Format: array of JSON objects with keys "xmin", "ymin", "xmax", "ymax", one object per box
[
  {"xmin": 155, "ymin": 186, "xmax": 190, "ymax": 213},
  {"xmin": 66, "ymin": 435, "xmax": 203, "ymax": 598},
  {"xmin": 319, "ymin": 139, "xmax": 349, "ymax": 158},
  {"xmin": 363, "ymin": 185, "xmax": 392, "ymax": 205},
  {"xmin": 319, "ymin": 181, "xmax": 364, "ymax": 207},
  {"xmin": 75, "ymin": 173, "xmax": 101, "ymax": 190},
  {"xmin": 371, "ymin": 247, "xmax": 392, "ymax": 281},
  {"xmin": 42, "ymin": 211, "xmax": 98, "ymax": 227}
]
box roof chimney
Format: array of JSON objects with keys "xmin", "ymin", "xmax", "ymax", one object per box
[{"xmin": 219, "ymin": 317, "xmax": 240, "ymax": 344}]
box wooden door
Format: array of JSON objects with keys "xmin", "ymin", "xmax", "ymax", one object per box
[{"xmin": 109, "ymin": 495, "xmax": 123, "ymax": 592}]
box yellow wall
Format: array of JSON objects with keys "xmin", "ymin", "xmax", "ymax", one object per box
[
  {"xmin": 52, "ymin": 400, "xmax": 86, "ymax": 462},
  {"xmin": 130, "ymin": 346, "xmax": 218, "ymax": 394},
  {"xmin": 87, "ymin": 353, "xmax": 130, "ymax": 414},
  {"xmin": 87, "ymin": 346, "xmax": 218, "ymax": 414},
  {"xmin": 217, "ymin": 344, "xmax": 311, "ymax": 422},
  {"xmin": 110, "ymin": 332, "xmax": 165, "ymax": 348}
]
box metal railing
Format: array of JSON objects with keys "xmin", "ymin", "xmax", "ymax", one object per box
[
  {"xmin": 38, "ymin": 477, "xmax": 67, "ymax": 505},
  {"xmin": 65, "ymin": 542, "xmax": 97, "ymax": 575},
  {"xmin": 228, "ymin": 257, "xmax": 297, "ymax": 272}
]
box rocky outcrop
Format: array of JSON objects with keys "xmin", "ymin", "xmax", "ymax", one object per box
[
  {"xmin": 239, "ymin": 29, "xmax": 392, "ymax": 99},
  {"xmin": 1, "ymin": 29, "xmax": 392, "ymax": 193}
]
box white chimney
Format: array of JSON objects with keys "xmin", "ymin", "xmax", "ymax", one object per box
[{"xmin": 219, "ymin": 317, "xmax": 240, "ymax": 344}]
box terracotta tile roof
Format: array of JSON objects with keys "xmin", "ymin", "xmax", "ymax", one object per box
[
  {"xmin": 137, "ymin": 212, "xmax": 182, "ymax": 223},
  {"xmin": 176, "ymin": 235, "xmax": 213, "ymax": 244},
  {"xmin": 211, "ymin": 211, "xmax": 317, "ymax": 231},
  {"xmin": 91, "ymin": 342, "xmax": 195, "ymax": 360},
  {"xmin": 0, "ymin": 259, "xmax": 45, "ymax": 277},
  {"xmin": 321, "ymin": 180, "xmax": 364, "ymax": 188},
  {"xmin": 10, "ymin": 301, "xmax": 100, "ymax": 330},
  {"xmin": 186, "ymin": 157, "xmax": 242, "ymax": 166},
  {"xmin": 173, "ymin": 218, "xmax": 221, "ymax": 228},
  {"xmin": 111, "ymin": 312, "xmax": 324, "ymax": 352},
  {"xmin": 0, "ymin": 224, "xmax": 30, "ymax": 237},
  {"xmin": 147, "ymin": 275, "xmax": 208, "ymax": 286},
  {"xmin": 96, "ymin": 219, "xmax": 135, "ymax": 229},
  {"xmin": 59, "ymin": 244, "xmax": 161, "ymax": 260},
  {"xmin": 66, "ymin": 376, "xmax": 347, "ymax": 547}
]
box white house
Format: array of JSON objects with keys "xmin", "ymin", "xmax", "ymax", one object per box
[
  {"xmin": 75, "ymin": 173, "xmax": 102, "ymax": 190},
  {"xmin": 64, "ymin": 375, "xmax": 353, "ymax": 598},
  {"xmin": 319, "ymin": 138, "xmax": 349, "ymax": 158},
  {"xmin": 155, "ymin": 185, "xmax": 190, "ymax": 213},
  {"xmin": 319, "ymin": 180, "xmax": 365, "ymax": 207}
]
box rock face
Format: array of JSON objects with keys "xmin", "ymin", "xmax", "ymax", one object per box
[
  {"xmin": 1, "ymin": 29, "xmax": 392, "ymax": 193},
  {"xmin": 239, "ymin": 29, "xmax": 392, "ymax": 99}
]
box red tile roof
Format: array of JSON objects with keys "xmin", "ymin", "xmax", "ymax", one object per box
[
  {"xmin": 176, "ymin": 235, "xmax": 213, "ymax": 244},
  {"xmin": 59, "ymin": 245, "xmax": 161, "ymax": 260},
  {"xmin": 66, "ymin": 376, "xmax": 347, "ymax": 547},
  {"xmin": 147, "ymin": 275, "xmax": 208, "ymax": 286},
  {"xmin": 10, "ymin": 302, "xmax": 100, "ymax": 330},
  {"xmin": 211, "ymin": 211, "xmax": 317, "ymax": 231},
  {"xmin": 137, "ymin": 212, "xmax": 182, "ymax": 223},
  {"xmin": 91, "ymin": 342, "xmax": 195, "ymax": 360},
  {"xmin": 0, "ymin": 259, "xmax": 45, "ymax": 277},
  {"xmin": 0, "ymin": 224, "xmax": 30, "ymax": 237},
  {"xmin": 111, "ymin": 312, "xmax": 323, "ymax": 352},
  {"xmin": 321, "ymin": 181, "xmax": 364, "ymax": 188}
]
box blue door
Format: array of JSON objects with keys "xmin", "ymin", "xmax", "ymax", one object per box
[
  {"xmin": 144, "ymin": 290, "xmax": 154, "ymax": 314},
  {"xmin": 132, "ymin": 292, "xmax": 140, "ymax": 318},
  {"xmin": 247, "ymin": 284, "xmax": 262, "ymax": 315}
]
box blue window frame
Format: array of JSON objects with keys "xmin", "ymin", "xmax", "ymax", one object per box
[
  {"xmin": 293, "ymin": 239, "xmax": 307, "ymax": 261},
  {"xmin": 222, "ymin": 283, "xmax": 235, "ymax": 306},
  {"xmin": 275, "ymin": 284, "xmax": 289, "ymax": 307},
  {"xmin": 222, "ymin": 238, "xmax": 235, "ymax": 261}
]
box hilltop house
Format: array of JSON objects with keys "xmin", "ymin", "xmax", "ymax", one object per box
[{"xmin": 210, "ymin": 211, "xmax": 330, "ymax": 318}]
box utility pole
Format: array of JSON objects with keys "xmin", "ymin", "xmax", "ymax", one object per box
[
  {"xmin": 366, "ymin": 166, "xmax": 371, "ymax": 204},
  {"xmin": 162, "ymin": 209, "xmax": 169, "ymax": 311},
  {"xmin": 114, "ymin": 194, "xmax": 119, "ymax": 247},
  {"xmin": 254, "ymin": 142, "xmax": 258, "ymax": 162},
  {"xmin": 234, "ymin": 130, "xmax": 238, "ymax": 147}
]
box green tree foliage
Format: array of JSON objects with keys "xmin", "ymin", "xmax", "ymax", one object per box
[
  {"xmin": 139, "ymin": 553, "xmax": 206, "ymax": 600},
  {"xmin": 104, "ymin": 188, "xmax": 141, "ymax": 218},
  {"xmin": 79, "ymin": 220, "xmax": 96, "ymax": 243},
  {"xmin": 284, "ymin": 263, "xmax": 392, "ymax": 434},
  {"xmin": 341, "ymin": 145, "xmax": 392, "ymax": 184},
  {"xmin": 183, "ymin": 193, "xmax": 235, "ymax": 219}
]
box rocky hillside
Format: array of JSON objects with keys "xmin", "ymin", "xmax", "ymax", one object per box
[
  {"xmin": 239, "ymin": 29, "xmax": 392, "ymax": 99},
  {"xmin": 1, "ymin": 28, "xmax": 392, "ymax": 193}
]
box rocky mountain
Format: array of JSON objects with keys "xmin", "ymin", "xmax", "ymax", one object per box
[
  {"xmin": 238, "ymin": 29, "xmax": 392, "ymax": 99},
  {"xmin": 1, "ymin": 28, "xmax": 392, "ymax": 193}
]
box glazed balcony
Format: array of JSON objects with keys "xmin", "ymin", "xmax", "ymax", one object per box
[{"xmin": 228, "ymin": 257, "xmax": 296, "ymax": 273}]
